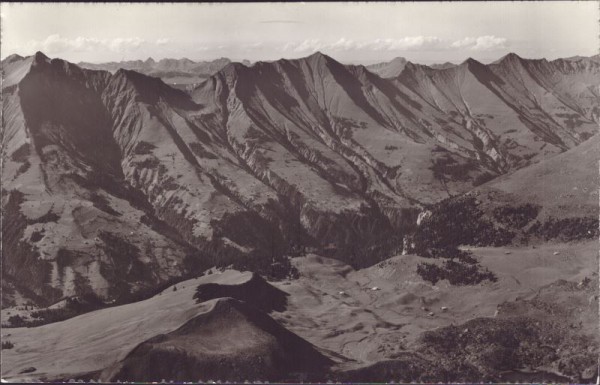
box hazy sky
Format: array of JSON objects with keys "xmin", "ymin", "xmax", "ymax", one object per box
[{"xmin": 1, "ymin": 2, "xmax": 597, "ymax": 64}]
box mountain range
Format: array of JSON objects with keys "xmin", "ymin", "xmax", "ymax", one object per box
[
  {"xmin": 78, "ymin": 57, "xmax": 235, "ymax": 75},
  {"xmin": 78, "ymin": 57, "xmax": 249, "ymax": 89},
  {"xmin": 2, "ymin": 50, "xmax": 599, "ymax": 307}
]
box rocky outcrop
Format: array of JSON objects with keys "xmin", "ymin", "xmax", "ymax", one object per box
[{"xmin": 194, "ymin": 272, "xmax": 289, "ymax": 312}]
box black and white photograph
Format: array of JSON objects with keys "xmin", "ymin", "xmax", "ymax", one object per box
[{"xmin": 1, "ymin": 1, "xmax": 599, "ymax": 383}]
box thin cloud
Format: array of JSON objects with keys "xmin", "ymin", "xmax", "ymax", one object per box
[
  {"xmin": 156, "ymin": 38, "xmax": 171, "ymax": 45},
  {"xmin": 451, "ymin": 35, "xmax": 508, "ymax": 51},
  {"xmin": 281, "ymin": 36, "xmax": 444, "ymax": 53},
  {"xmin": 280, "ymin": 36, "xmax": 509, "ymax": 54},
  {"xmin": 258, "ymin": 20, "xmax": 305, "ymax": 24},
  {"xmin": 282, "ymin": 39, "xmax": 323, "ymax": 53},
  {"xmin": 368, "ymin": 37, "xmax": 445, "ymax": 51},
  {"xmin": 25, "ymin": 34, "xmax": 146, "ymax": 54}
]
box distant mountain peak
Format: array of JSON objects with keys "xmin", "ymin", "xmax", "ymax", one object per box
[
  {"xmin": 217, "ymin": 61, "xmax": 247, "ymax": 83},
  {"xmin": 223, "ymin": 61, "xmax": 247, "ymax": 71},
  {"xmin": 503, "ymin": 52, "xmax": 523, "ymax": 60},
  {"xmin": 402, "ymin": 61, "xmax": 430, "ymax": 73},
  {"xmin": 113, "ymin": 67, "xmax": 153, "ymax": 83},
  {"xmin": 113, "ymin": 67, "xmax": 128, "ymax": 76},
  {"xmin": 368, "ymin": 57, "xmax": 407, "ymax": 68},
  {"xmin": 346, "ymin": 63, "xmax": 372, "ymax": 81},
  {"xmin": 429, "ymin": 61, "xmax": 457, "ymax": 70},
  {"xmin": 304, "ymin": 51, "xmax": 335, "ymax": 66},
  {"xmin": 493, "ymin": 52, "xmax": 525, "ymax": 65},
  {"xmin": 366, "ymin": 56, "xmax": 410, "ymax": 78},
  {"xmin": 462, "ymin": 57, "xmax": 481, "ymax": 65},
  {"xmin": 34, "ymin": 51, "xmax": 49, "ymax": 59},
  {"xmin": 307, "ymin": 51, "xmax": 328, "ymax": 59},
  {"xmin": 32, "ymin": 51, "xmax": 51, "ymax": 65},
  {"xmin": 403, "ymin": 61, "xmax": 418, "ymax": 69},
  {"xmin": 389, "ymin": 56, "xmax": 408, "ymax": 64},
  {"xmin": 2, "ymin": 53, "xmax": 25, "ymax": 64},
  {"xmin": 456, "ymin": 58, "xmax": 488, "ymax": 74}
]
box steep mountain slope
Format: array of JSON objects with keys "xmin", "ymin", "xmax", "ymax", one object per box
[
  {"xmin": 2, "ymin": 53, "xmax": 195, "ymax": 306},
  {"xmin": 2, "ymin": 51, "xmax": 598, "ymax": 308},
  {"xmin": 394, "ymin": 54, "xmax": 599, "ymax": 173},
  {"xmin": 192, "ymin": 52, "xmax": 509, "ymax": 204}
]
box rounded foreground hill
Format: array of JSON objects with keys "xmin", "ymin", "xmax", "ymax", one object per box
[{"xmin": 100, "ymin": 297, "xmax": 333, "ymax": 382}]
